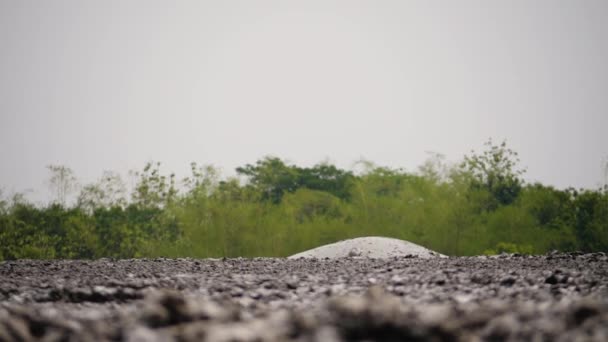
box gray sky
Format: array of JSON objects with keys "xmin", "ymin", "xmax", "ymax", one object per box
[{"xmin": 1, "ymin": 0, "xmax": 607, "ymax": 203}]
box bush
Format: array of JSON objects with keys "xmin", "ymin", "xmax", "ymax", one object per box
[
  {"xmin": 1, "ymin": 141, "xmax": 606, "ymax": 260},
  {"xmin": 484, "ymin": 242, "xmax": 535, "ymax": 255}
]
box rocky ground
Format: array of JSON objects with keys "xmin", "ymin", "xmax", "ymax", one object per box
[{"xmin": 1, "ymin": 252, "xmax": 607, "ymax": 341}]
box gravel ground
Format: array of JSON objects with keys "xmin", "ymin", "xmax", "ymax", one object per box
[{"xmin": 1, "ymin": 252, "xmax": 607, "ymax": 341}]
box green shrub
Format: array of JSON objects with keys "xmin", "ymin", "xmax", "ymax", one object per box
[{"xmin": 1, "ymin": 141, "xmax": 606, "ymax": 259}]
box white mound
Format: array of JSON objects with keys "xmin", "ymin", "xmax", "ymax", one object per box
[{"xmin": 288, "ymin": 236, "xmax": 446, "ymax": 259}]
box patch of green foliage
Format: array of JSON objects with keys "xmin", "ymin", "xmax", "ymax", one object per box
[{"xmin": 1, "ymin": 140, "xmax": 607, "ymax": 260}]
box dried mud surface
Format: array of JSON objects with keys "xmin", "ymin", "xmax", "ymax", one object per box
[{"xmin": 1, "ymin": 253, "xmax": 607, "ymax": 341}]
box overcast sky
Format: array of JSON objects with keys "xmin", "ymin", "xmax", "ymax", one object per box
[{"xmin": 1, "ymin": 0, "xmax": 607, "ymax": 203}]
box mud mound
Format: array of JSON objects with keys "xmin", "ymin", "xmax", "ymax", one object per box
[{"xmin": 288, "ymin": 236, "xmax": 445, "ymax": 259}]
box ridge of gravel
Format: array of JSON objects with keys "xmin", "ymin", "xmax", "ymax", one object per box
[{"xmin": 0, "ymin": 252, "xmax": 607, "ymax": 341}]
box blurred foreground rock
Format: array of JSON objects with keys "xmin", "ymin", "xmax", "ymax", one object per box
[{"xmin": 1, "ymin": 253, "xmax": 607, "ymax": 341}]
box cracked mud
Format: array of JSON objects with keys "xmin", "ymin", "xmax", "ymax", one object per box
[{"xmin": 1, "ymin": 252, "xmax": 607, "ymax": 341}]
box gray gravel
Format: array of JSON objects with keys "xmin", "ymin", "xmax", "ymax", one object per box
[{"xmin": 1, "ymin": 252, "xmax": 607, "ymax": 341}]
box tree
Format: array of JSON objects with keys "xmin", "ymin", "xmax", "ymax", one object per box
[
  {"xmin": 131, "ymin": 162, "xmax": 177, "ymax": 208},
  {"xmin": 603, "ymin": 156, "xmax": 608, "ymax": 192},
  {"xmin": 236, "ymin": 157, "xmax": 355, "ymax": 203},
  {"xmin": 572, "ymin": 190, "xmax": 608, "ymax": 252},
  {"xmin": 282, "ymin": 188, "xmax": 344, "ymax": 223},
  {"xmin": 0, "ymin": 188, "xmax": 7, "ymax": 214},
  {"xmin": 77, "ymin": 171, "xmax": 127, "ymax": 212},
  {"xmin": 298, "ymin": 163, "xmax": 354, "ymax": 200},
  {"xmin": 521, "ymin": 184, "xmax": 573, "ymax": 227},
  {"xmin": 418, "ymin": 152, "xmax": 449, "ymax": 183},
  {"xmin": 236, "ymin": 157, "xmax": 300, "ymax": 203},
  {"xmin": 183, "ymin": 162, "xmax": 219, "ymax": 196},
  {"xmin": 462, "ymin": 139, "xmax": 525, "ymax": 209},
  {"xmin": 47, "ymin": 165, "xmax": 79, "ymax": 206}
]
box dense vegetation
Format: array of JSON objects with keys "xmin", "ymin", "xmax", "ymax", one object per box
[{"xmin": 1, "ymin": 140, "xmax": 607, "ymax": 260}]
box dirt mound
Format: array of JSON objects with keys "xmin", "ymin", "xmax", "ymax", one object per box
[{"xmin": 288, "ymin": 236, "xmax": 446, "ymax": 259}]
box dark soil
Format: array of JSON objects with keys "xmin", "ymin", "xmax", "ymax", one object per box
[{"xmin": 1, "ymin": 252, "xmax": 607, "ymax": 341}]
